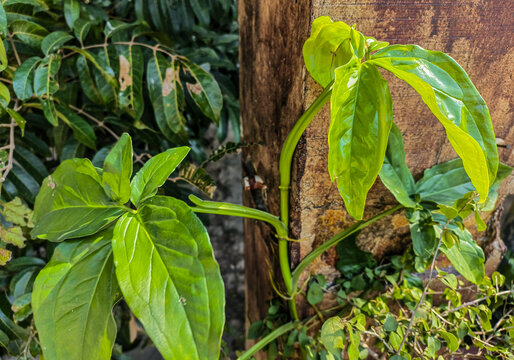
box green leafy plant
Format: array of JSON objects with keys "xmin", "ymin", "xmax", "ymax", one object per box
[{"xmin": 29, "ymin": 133, "xmax": 225, "ymax": 359}]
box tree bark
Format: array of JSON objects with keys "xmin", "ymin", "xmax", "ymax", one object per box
[{"xmin": 239, "ymin": 0, "xmax": 514, "ymax": 342}]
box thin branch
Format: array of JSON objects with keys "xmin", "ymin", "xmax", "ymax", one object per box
[
  {"xmin": 7, "ymin": 34, "xmax": 21, "ymax": 66},
  {"xmin": 68, "ymin": 104, "xmax": 120, "ymax": 140},
  {"xmin": 442, "ymin": 290, "xmax": 514, "ymax": 315},
  {"xmin": 0, "ymin": 119, "xmax": 17, "ymax": 182}
]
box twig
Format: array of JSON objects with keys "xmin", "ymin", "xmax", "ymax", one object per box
[
  {"xmin": 0, "ymin": 119, "xmax": 17, "ymax": 182},
  {"xmin": 442, "ymin": 290, "xmax": 514, "ymax": 315},
  {"xmin": 7, "ymin": 34, "xmax": 21, "ymax": 66},
  {"xmin": 68, "ymin": 104, "xmax": 120, "ymax": 140},
  {"xmin": 362, "ymin": 330, "xmax": 394, "ymax": 353}
]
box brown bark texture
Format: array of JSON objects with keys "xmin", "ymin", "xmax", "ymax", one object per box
[{"xmin": 239, "ymin": 0, "xmax": 514, "ymax": 335}]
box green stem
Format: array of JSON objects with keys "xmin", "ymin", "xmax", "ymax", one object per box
[
  {"xmin": 189, "ymin": 195, "xmax": 298, "ymax": 319},
  {"xmin": 237, "ymin": 321, "xmax": 300, "ymax": 360},
  {"xmin": 291, "ymin": 204, "xmax": 403, "ymax": 294},
  {"xmin": 279, "ymin": 82, "xmax": 333, "ymax": 227}
]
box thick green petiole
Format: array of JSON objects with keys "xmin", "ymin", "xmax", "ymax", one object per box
[{"xmin": 290, "ymin": 204, "xmax": 403, "ymax": 294}]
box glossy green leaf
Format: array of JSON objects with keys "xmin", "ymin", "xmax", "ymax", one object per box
[
  {"xmin": 370, "ymin": 45, "xmax": 498, "ymax": 202},
  {"xmin": 55, "ymin": 105, "xmax": 97, "ymax": 150},
  {"xmin": 407, "ymin": 209, "xmax": 437, "ymax": 263},
  {"xmin": 73, "ymin": 18, "xmax": 93, "ymax": 44},
  {"xmin": 31, "ymin": 158, "xmax": 126, "ymax": 242},
  {"xmin": 64, "ymin": 0, "xmax": 80, "ymax": 28},
  {"xmin": 320, "ymin": 316, "xmax": 344, "ymax": 360},
  {"xmin": 112, "ymin": 196, "xmax": 224, "ymax": 360},
  {"xmin": 40, "ymin": 98, "xmax": 58, "ymax": 126},
  {"xmin": 329, "ymin": 61, "xmax": 393, "ymax": 219},
  {"xmin": 439, "ymin": 225, "xmax": 484, "ymax": 284},
  {"xmin": 41, "ymin": 31, "xmax": 73, "ymax": 54},
  {"xmin": 102, "ymin": 133, "xmax": 132, "ymax": 204},
  {"xmin": 10, "ymin": 19, "xmax": 48, "ymax": 47},
  {"xmin": 130, "ymin": 146, "xmax": 189, "ymax": 206},
  {"xmin": 34, "ymin": 54, "xmax": 61, "ymax": 99},
  {"xmin": 303, "ymin": 16, "xmax": 353, "ymax": 87},
  {"xmin": 181, "ymin": 58, "xmax": 222, "ymax": 124},
  {"xmin": 116, "ymin": 44, "xmax": 144, "ymax": 120},
  {"xmin": 32, "ymin": 229, "xmax": 118, "ymax": 360},
  {"xmin": 5, "ymin": 108, "xmax": 25, "ymax": 135},
  {"xmin": 439, "ymin": 330, "xmax": 459, "ymax": 353},
  {"xmin": 13, "ymin": 56, "xmax": 40, "ymax": 100},
  {"xmin": 76, "ymin": 55, "xmax": 103, "ymax": 104},
  {"xmin": 147, "ymin": 52, "xmax": 186, "ymax": 139},
  {"xmin": 8, "ymin": 163, "xmax": 39, "ymax": 204},
  {"xmin": 379, "ymin": 123, "xmax": 416, "ymax": 207}
]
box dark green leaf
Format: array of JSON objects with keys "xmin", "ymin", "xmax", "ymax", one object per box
[
  {"xmin": 7, "ymin": 163, "xmax": 39, "ymax": 204},
  {"xmin": 307, "ymin": 281, "xmax": 324, "ymax": 305},
  {"xmin": 147, "ymin": 52, "xmax": 186, "ymax": 139},
  {"xmin": 0, "ymin": 328, "xmax": 9, "ymax": 349},
  {"xmin": 13, "ymin": 145, "xmax": 47, "ymax": 182},
  {"xmin": 0, "ymin": 3, "xmax": 7, "ymax": 38},
  {"xmin": 64, "ymin": 0, "xmax": 79, "ymax": 28},
  {"xmin": 32, "ymin": 229, "xmax": 118, "ymax": 360},
  {"xmin": 40, "ymin": 98, "xmax": 58, "ymax": 126},
  {"xmin": 379, "ymin": 123, "xmax": 416, "ymax": 207},
  {"xmin": 130, "ymin": 146, "xmax": 189, "ymax": 206},
  {"xmin": 31, "ymin": 158, "xmax": 126, "ymax": 242},
  {"xmin": 371, "ymin": 45, "xmax": 498, "ymax": 203},
  {"xmin": 76, "ymin": 55, "xmax": 104, "ymax": 104},
  {"xmin": 13, "ymin": 56, "xmax": 40, "ymax": 100},
  {"xmin": 41, "ymin": 31, "xmax": 73, "ymax": 54},
  {"xmin": 6, "ymin": 256, "xmax": 45, "ymax": 272},
  {"xmin": 73, "ymin": 18, "xmax": 93, "ymax": 44},
  {"xmin": 329, "ymin": 60, "xmax": 393, "ymax": 219},
  {"xmin": 181, "ymin": 58, "xmax": 223, "ymax": 124},
  {"xmin": 102, "ymin": 133, "xmax": 132, "ymax": 204},
  {"xmin": 383, "ymin": 315, "xmax": 398, "ymax": 332},
  {"xmin": 10, "ymin": 19, "xmax": 48, "ymax": 47},
  {"xmin": 34, "ymin": 54, "xmax": 61, "ymax": 99},
  {"xmin": 56, "ymin": 105, "xmax": 97, "ymax": 150},
  {"xmin": 407, "ymin": 209, "xmax": 437, "ymax": 262},
  {"xmin": 112, "ymin": 196, "xmax": 224, "ymax": 360}
]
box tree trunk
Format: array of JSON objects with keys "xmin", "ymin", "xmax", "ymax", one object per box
[{"xmin": 239, "ymin": 0, "xmax": 514, "ymax": 342}]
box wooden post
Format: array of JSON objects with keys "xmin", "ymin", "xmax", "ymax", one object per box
[{"xmin": 239, "ymin": 0, "xmax": 514, "ymax": 338}]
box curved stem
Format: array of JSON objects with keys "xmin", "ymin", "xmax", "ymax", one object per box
[
  {"xmin": 189, "ymin": 195, "xmax": 299, "ymax": 318},
  {"xmin": 279, "ymin": 82, "xmax": 333, "ymax": 227},
  {"xmin": 291, "ymin": 204, "xmax": 403, "ymax": 294},
  {"xmin": 237, "ymin": 321, "xmax": 300, "ymax": 360}
]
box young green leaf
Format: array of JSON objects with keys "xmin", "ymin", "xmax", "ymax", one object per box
[
  {"xmin": 370, "ymin": 45, "xmax": 498, "ymax": 203},
  {"xmin": 10, "ymin": 19, "xmax": 48, "ymax": 48},
  {"xmin": 0, "ymin": 38, "xmax": 7, "ymax": 72},
  {"xmin": 102, "ymin": 133, "xmax": 132, "ymax": 204},
  {"xmin": 116, "ymin": 44, "xmax": 144, "ymax": 120},
  {"xmin": 112, "ymin": 196, "xmax": 224, "ymax": 360},
  {"xmin": 147, "ymin": 53, "xmax": 186, "ymax": 139},
  {"xmin": 0, "ymin": 82, "xmax": 10, "ymax": 107},
  {"xmin": 41, "ymin": 31, "xmax": 73, "ymax": 54},
  {"xmin": 32, "ymin": 229, "xmax": 118, "ymax": 360},
  {"xmin": 31, "ymin": 159, "xmax": 126, "ymax": 242},
  {"xmin": 329, "ymin": 60, "xmax": 393, "ymax": 220},
  {"xmin": 13, "ymin": 57, "xmax": 40, "ymax": 100},
  {"xmin": 181, "ymin": 58, "xmax": 223, "ymax": 124},
  {"xmin": 5, "ymin": 109, "xmax": 25, "ymax": 135},
  {"xmin": 130, "ymin": 146, "xmax": 189, "ymax": 206},
  {"xmin": 320, "ymin": 316, "xmax": 344, "ymax": 360},
  {"xmin": 302, "ymin": 16, "xmax": 353, "ymax": 87},
  {"xmin": 379, "ymin": 123, "xmax": 416, "ymax": 208}
]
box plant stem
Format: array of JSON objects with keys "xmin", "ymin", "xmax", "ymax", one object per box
[
  {"xmin": 238, "ymin": 321, "xmax": 300, "ymax": 360},
  {"xmin": 291, "ymin": 204, "xmax": 403, "ymax": 294},
  {"xmin": 278, "ymin": 82, "xmax": 333, "ymax": 227}
]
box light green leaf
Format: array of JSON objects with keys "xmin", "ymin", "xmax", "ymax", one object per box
[
  {"xmin": 34, "ymin": 54, "xmax": 61, "ymax": 99},
  {"xmin": 0, "ymin": 38, "xmax": 7, "ymax": 72},
  {"xmin": 130, "ymin": 146, "xmax": 189, "ymax": 206},
  {"xmin": 379, "ymin": 123, "xmax": 416, "ymax": 207},
  {"xmin": 32, "ymin": 229, "xmax": 118, "ymax": 360},
  {"xmin": 31, "ymin": 158, "xmax": 126, "ymax": 242},
  {"xmin": 0, "ymin": 82, "xmax": 10, "ymax": 107},
  {"xmin": 370, "ymin": 45, "xmax": 498, "ymax": 203},
  {"xmin": 329, "ymin": 61, "xmax": 393, "ymax": 219},
  {"xmin": 102, "ymin": 133, "xmax": 132, "ymax": 204},
  {"xmin": 55, "ymin": 105, "xmax": 97, "ymax": 150},
  {"xmin": 64, "ymin": 0, "xmax": 80, "ymax": 28},
  {"xmin": 10, "ymin": 19, "xmax": 48, "ymax": 47},
  {"xmin": 303, "ymin": 16, "xmax": 353, "ymax": 87},
  {"xmin": 13, "ymin": 56, "xmax": 40, "ymax": 100},
  {"xmin": 181, "ymin": 58, "xmax": 223, "ymax": 124},
  {"xmin": 41, "ymin": 31, "xmax": 73, "ymax": 54},
  {"xmin": 320, "ymin": 317, "xmax": 344, "ymax": 359},
  {"xmin": 112, "ymin": 196, "xmax": 224, "ymax": 360},
  {"xmin": 439, "ymin": 225, "xmax": 484, "ymax": 284},
  {"xmin": 147, "ymin": 52, "xmax": 186, "ymax": 139},
  {"xmin": 116, "ymin": 44, "xmax": 144, "ymax": 120}
]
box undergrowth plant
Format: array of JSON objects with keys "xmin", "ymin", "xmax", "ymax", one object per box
[{"xmin": 23, "ymin": 15, "xmax": 514, "ymax": 360}]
